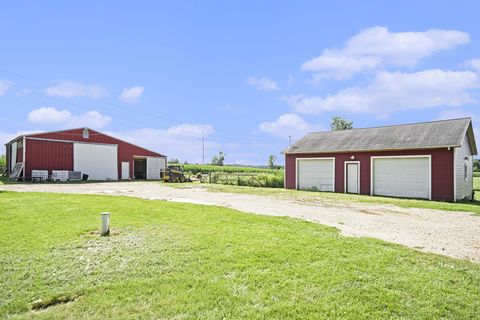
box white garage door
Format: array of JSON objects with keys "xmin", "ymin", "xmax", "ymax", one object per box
[
  {"xmin": 74, "ymin": 143, "xmax": 118, "ymax": 180},
  {"xmin": 297, "ymin": 158, "xmax": 334, "ymax": 191},
  {"xmin": 372, "ymin": 157, "xmax": 430, "ymax": 199},
  {"xmin": 146, "ymin": 157, "xmax": 166, "ymax": 180}
]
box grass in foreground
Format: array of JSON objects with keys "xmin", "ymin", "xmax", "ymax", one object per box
[
  {"xmin": 170, "ymin": 178, "xmax": 480, "ymax": 216},
  {"xmin": 1, "ymin": 192, "xmax": 480, "ymax": 319}
]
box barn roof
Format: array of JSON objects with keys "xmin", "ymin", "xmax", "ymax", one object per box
[
  {"xmin": 285, "ymin": 118, "xmax": 477, "ymax": 155},
  {"xmin": 5, "ymin": 127, "xmax": 166, "ymax": 157}
]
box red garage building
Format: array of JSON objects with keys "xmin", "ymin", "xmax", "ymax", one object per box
[
  {"xmin": 284, "ymin": 118, "xmax": 477, "ymax": 202},
  {"xmin": 5, "ymin": 128, "xmax": 167, "ymax": 181}
]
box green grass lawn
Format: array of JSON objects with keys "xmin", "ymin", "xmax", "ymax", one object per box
[
  {"xmin": 172, "ymin": 176, "xmax": 480, "ymax": 216},
  {"xmin": 1, "ymin": 192, "xmax": 480, "ymax": 319}
]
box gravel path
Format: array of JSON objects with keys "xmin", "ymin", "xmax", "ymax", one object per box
[{"xmin": 2, "ymin": 181, "xmax": 480, "ymax": 262}]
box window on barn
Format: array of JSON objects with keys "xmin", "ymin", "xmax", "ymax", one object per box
[{"xmin": 83, "ymin": 128, "xmax": 89, "ymax": 139}]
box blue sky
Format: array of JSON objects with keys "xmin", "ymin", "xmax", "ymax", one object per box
[{"xmin": 1, "ymin": 1, "xmax": 480, "ymax": 164}]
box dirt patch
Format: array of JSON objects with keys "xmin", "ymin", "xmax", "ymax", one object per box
[
  {"xmin": 85, "ymin": 228, "xmax": 122, "ymax": 237},
  {"xmin": 31, "ymin": 293, "xmax": 81, "ymax": 311},
  {"xmin": 2, "ymin": 181, "xmax": 480, "ymax": 263}
]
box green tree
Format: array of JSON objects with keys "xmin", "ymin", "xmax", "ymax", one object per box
[
  {"xmin": 169, "ymin": 158, "xmax": 180, "ymax": 164},
  {"xmin": 0, "ymin": 155, "xmax": 5, "ymax": 173},
  {"xmin": 268, "ymin": 155, "xmax": 277, "ymax": 169},
  {"xmin": 330, "ymin": 116, "xmax": 353, "ymax": 131},
  {"xmin": 211, "ymin": 151, "xmax": 226, "ymax": 166},
  {"xmin": 474, "ymin": 159, "xmax": 480, "ymax": 172}
]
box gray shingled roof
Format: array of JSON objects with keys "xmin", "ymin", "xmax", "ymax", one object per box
[{"xmin": 285, "ymin": 118, "xmax": 477, "ymax": 155}]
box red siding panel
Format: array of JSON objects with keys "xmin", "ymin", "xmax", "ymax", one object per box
[
  {"xmin": 25, "ymin": 140, "xmax": 74, "ymax": 177},
  {"xmin": 16, "ymin": 147, "xmax": 23, "ymax": 163},
  {"xmin": 286, "ymin": 148, "xmax": 454, "ymax": 201}
]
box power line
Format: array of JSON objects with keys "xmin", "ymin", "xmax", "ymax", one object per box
[{"xmin": 1, "ymin": 68, "xmax": 288, "ymax": 141}]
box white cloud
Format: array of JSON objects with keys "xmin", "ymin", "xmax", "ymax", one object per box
[
  {"xmin": 108, "ymin": 124, "xmax": 216, "ymax": 163},
  {"xmin": 68, "ymin": 110, "xmax": 112, "ymax": 129},
  {"xmin": 0, "ymin": 80, "xmax": 12, "ymax": 96},
  {"xmin": 247, "ymin": 77, "xmax": 279, "ymax": 91},
  {"xmin": 16, "ymin": 88, "xmax": 32, "ymax": 96},
  {"xmin": 466, "ymin": 58, "xmax": 480, "ymax": 73},
  {"xmin": 44, "ymin": 81, "xmax": 106, "ymax": 99},
  {"xmin": 302, "ymin": 26, "xmax": 470, "ymax": 79},
  {"xmin": 436, "ymin": 108, "xmax": 477, "ymax": 121},
  {"xmin": 259, "ymin": 113, "xmax": 322, "ymax": 139},
  {"xmin": 27, "ymin": 107, "xmax": 72, "ymax": 124},
  {"xmin": 285, "ymin": 70, "xmax": 479, "ymax": 116},
  {"xmin": 119, "ymin": 86, "xmax": 144, "ymax": 104},
  {"xmin": 165, "ymin": 123, "xmax": 214, "ymax": 137},
  {"xmin": 27, "ymin": 107, "xmax": 111, "ymax": 129}
]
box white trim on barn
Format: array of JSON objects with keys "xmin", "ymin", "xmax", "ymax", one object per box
[
  {"xmin": 295, "ymin": 157, "xmax": 335, "ymax": 192},
  {"xmin": 370, "ymin": 155, "xmax": 432, "ymax": 200},
  {"xmin": 344, "ymin": 161, "xmax": 360, "ymax": 194}
]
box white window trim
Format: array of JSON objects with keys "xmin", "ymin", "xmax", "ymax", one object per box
[
  {"xmin": 370, "ymin": 155, "xmax": 432, "ymax": 200},
  {"xmin": 344, "ymin": 161, "xmax": 360, "ymax": 194},
  {"xmin": 295, "ymin": 157, "xmax": 336, "ymax": 191}
]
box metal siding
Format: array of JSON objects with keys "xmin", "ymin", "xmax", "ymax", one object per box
[
  {"xmin": 16, "ymin": 147, "xmax": 23, "ymax": 163},
  {"xmin": 25, "ymin": 139, "xmax": 74, "ymax": 178},
  {"xmin": 74, "ymin": 143, "xmax": 118, "ymax": 180},
  {"xmin": 26, "ymin": 128, "xmax": 166, "ymax": 179},
  {"xmin": 455, "ymin": 134, "xmax": 474, "ymax": 200},
  {"xmin": 286, "ymin": 148, "xmax": 454, "ymax": 201}
]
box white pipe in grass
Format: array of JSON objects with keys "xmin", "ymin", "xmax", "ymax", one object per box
[{"xmin": 101, "ymin": 212, "xmax": 110, "ymax": 236}]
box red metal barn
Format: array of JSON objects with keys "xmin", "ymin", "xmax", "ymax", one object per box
[
  {"xmin": 5, "ymin": 128, "xmax": 167, "ymax": 181},
  {"xmin": 284, "ymin": 118, "xmax": 477, "ymax": 202}
]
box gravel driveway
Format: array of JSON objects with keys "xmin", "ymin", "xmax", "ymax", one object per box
[{"xmin": 2, "ymin": 181, "xmax": 480, "ymax": 263}]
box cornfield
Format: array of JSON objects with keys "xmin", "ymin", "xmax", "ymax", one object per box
[{"xmin": 180, "ymin": 164, "xmax": 284, "ymax": 188}]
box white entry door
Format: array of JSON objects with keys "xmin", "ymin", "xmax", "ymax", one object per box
[
  {"xmin": 121, "ymin": 162, "xmax": 130, "ymax": 180},
  {"xmin": 346, "ymin": 163, "xmax": 359, "ymax": 194}
]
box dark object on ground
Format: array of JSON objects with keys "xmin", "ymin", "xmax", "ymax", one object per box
[{"xmin": 164, "ymin": 165, "xmax": 191, "ymax": 183}]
